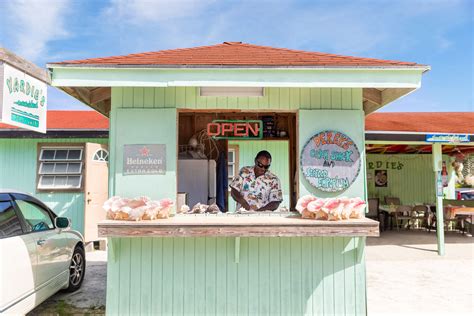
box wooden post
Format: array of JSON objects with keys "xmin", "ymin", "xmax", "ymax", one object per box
[{"xmin": 432, "ymin": 143, "xmax": 445, "ymax": 256}]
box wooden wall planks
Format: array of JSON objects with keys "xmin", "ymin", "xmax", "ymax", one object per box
[
  {"xmin": 113, "ymin": 87, "xmax": 363, "ymax": 111},
  {"xmin": 106, "ymin": 236, "xmax": 366, "ymax": 316},
  {"xmin": 366, "ymin": 154, "xmax": 440, "ymax": 204}
]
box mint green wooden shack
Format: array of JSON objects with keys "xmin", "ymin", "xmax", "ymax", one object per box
[{"xmin": 48, "ymin": 42, "xmax": 428, "ymax": 315}]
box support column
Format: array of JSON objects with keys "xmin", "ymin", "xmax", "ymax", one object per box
[{"xmin": 432, "ymin": 143, "xmax": 445, "ymax": 256}]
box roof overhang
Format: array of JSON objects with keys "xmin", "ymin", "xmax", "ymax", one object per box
[{"xmin": 47, "ymin": 65, "xmax": 429, "ymax": 117}]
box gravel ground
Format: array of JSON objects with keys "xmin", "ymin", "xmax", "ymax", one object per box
[
  {"xmin": 27, "ymin": 250, "xmax": 107, "ymax": 315},
  {"xmin": 29, "ymin": 230, "xmax": 473, "ymax": 315}
]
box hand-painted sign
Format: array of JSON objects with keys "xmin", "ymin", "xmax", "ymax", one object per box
[
  {"xmin": 300, "ymin": 130, "xmax": 361, "ymax": 192},
  {"xmin": 207, "ymin": 120, "xmax": 262, "ymax": 140},
  {"xmin": 123, "ymin": 144, "xmax": 166, "ymax": 175},
  {"xmin": 426, "ymin": 134, "xmax": 470, "ymax": 143},
  {"xmin": 1, "ymin": 63, "xmax": 47, "ymax": 133},
  {"xmin": 368, "ymin": 161, "xmax": 404, "ymax": 170}
]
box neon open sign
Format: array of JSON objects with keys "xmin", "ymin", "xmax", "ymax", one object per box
[{"xmin": 206, "ymin": 120, "xmax": 263, "ymax": 140}]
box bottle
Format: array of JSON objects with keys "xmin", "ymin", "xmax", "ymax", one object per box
[{"xmin": 441, "ymin": 161, "xmax": 448, "ymax": 187}]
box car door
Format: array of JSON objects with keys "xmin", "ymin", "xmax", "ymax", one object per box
[
  {"xmin": 0, "ymin": 193, "xmax": 37, "ymax": 313},
  {"xmin": 12, "ymin": 195, "xmax": 68, "ymax": 289}
]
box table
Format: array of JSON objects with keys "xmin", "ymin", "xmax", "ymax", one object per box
[
  {"xmin": 378, "ymin": 204, "xmax": 430, "ymax": 230},
  {"xmin": 449, "ymin": 207, "xmax": 474, "ymax": 235}
]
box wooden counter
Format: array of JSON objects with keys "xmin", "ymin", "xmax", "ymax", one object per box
[{"xmin": 98, "ymin": 214, "xmax": 379, "ymax": 237}]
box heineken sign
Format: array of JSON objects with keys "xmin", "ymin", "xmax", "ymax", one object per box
[
  {"xmin": 300, "ymin": 130, "xmax": 361, "ymax": 192},
  {"xmin": 123, "ymin": 144, "xmax": 166, "ymax": 175},
  {"xmin": 1, "ymin": 63, "xmax": 47, "ymax": 133}
]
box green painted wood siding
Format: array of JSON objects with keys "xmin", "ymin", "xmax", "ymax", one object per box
[
  {"xmin": 109, "ymin": 108, "xmax": 177, "ymax": 200},
  {"xmin": 112, "ymin": 87, "xmax": 363, "ymax": 110},
  {"xmin": 366, "ymin": 154, "xmax": 444, "ymax": 205},
  {"xmin": 298, "ymin": 110, "xmax": 366, "ymax": 200},
  {"xmin": 106, "ymin": 236, "xmax": 366, "ymax": 316},
  {"xmin": 0, "ymin": 138, "xmax": 107, "ymax": 233},
  {"xmin": 228, "ymin": 140, "xmax": 290, "ymax": 212}
]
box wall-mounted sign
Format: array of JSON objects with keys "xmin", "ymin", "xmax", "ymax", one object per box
[
  {"xmin": 368, "ymin": 161, "xmax": 404, "ymax": 170},
  {"xmin": 300, "ymin": 130, "xmax": 361, "ymax": 192},
  {"xmin": 123, "ymin": 144, "xmax": 166, "ymax": 175},
  {"xmin": 207, "ymin": 120, "xmax": 262, "ymax": 140},
  {"xmin": 426, "ymin": 134, "xmax": 470, "ymax": 143},
  {"xmin": 1, "ymin": 63, "xmax": 47, "ymax": 133}
]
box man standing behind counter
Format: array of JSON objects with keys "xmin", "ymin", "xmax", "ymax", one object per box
[{"xmin": 230, "ymin": 150, "xmax": 283, "ymax": 211}]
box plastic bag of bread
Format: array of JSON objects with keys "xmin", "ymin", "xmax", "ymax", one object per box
[
  {"xmin": 128, "ymin": 205, "xmax": 147, "ymax": 221},
  {"xmin": 349, "ymin": 197, "xmax": 366, "ymax": 219},
  {"xmin": 155, "ymin": 198, "xmax": 174, "ymax": 219}
]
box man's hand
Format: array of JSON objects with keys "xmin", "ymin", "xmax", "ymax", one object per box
[
  {"xmin": 256, "ymin": 201, "xmax": 281, "ymax": 212},
  {"xmin": 231, "ymin": 187, "xmax": 251, "ymax": 210}
]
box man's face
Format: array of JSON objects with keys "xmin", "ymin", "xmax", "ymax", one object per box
[{"xmin": 255, "ymin": 156, "xmax": 271, "ymax": 174}]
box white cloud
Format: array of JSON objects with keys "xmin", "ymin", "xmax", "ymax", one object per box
[
  {"xmin": 2, "ymin": 0, "xmax": 71, "ymax": 62},
  {"xmin": 104, "ymin": 0, "xmax": 215, "ymax": 24}
]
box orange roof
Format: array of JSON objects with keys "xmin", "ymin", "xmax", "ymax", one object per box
[
  {"xmin": 0, "ymin": 110, "xmax": 108, "ymax": 130},
  {"xmin": 366, "ymin": 112, "xmax": 474, "ymax": 134},
  {"xmin": 50, "ymin": 42, "xmax": 422, "ymax": 67}
]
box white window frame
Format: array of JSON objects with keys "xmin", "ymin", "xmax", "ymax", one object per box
[
  {"xmin": 228, "ymin": 145, "xmax": 240, "ymax": 188},
  {"xmin": 92, "ymin": 148, "xmax": 109, "ymax": 162},
  {"xmin": 37, "ymin": 146, "xmax": 84, "ymax": 191}
]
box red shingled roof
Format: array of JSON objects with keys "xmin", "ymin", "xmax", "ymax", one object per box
[
  {"xmin": 0, "ymin": 110, "xmax": 108, "ymax": 130},
  {"xmin": 50, "ymin": 42, "xmax": 422, "ymax": 67},
  {"xmin": 366, "ymin": 112, "xmax": 474, "ymax": 134}
]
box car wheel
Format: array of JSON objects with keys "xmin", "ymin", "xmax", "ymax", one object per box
[{"xmin": 66, "ymin": 246, "xmax": 86, "ymax": 292}]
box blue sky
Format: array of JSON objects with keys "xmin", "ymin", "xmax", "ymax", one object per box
[{"xmin": 1, "ymin": 0, "xmax": 472, "ymax": 112}]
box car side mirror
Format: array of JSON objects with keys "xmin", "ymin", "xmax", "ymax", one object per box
[{"xmin": 55, "ymin": 217, "xmax": 71, "ymax": 229}]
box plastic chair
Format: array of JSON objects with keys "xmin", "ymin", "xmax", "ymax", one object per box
[
  {"xmin": 411, "ymin": 205, "xmax": 429, "ymax": 229},
  {"xmin": 393, "ymin": 205, "xmax": 414, "ymax": 231},
  {"xmin": 367, "ymin": 198, "xmax": 385, "ymax": 232}
]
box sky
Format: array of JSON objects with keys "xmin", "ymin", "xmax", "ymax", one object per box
[{"xmin": 0, "ymin": 0, "xmax": 472, "ymax": 112}]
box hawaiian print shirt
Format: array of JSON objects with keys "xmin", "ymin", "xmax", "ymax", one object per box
[{"xmin": 230, "ymin": 166, "xmax": 283, "ymax": 211}]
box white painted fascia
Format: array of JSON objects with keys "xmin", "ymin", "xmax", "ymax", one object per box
[{"xmin": 48, "ymin": 66, "xmax": 426, "ymax": 89}]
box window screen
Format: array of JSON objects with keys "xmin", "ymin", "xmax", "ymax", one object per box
[{"xmin": 38, "ymin": 147, "xmax": 83, "ymax": 190}]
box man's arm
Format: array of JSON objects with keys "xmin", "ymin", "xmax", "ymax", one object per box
[
  {"xmin": 230, "ymin": 187, "xmax": 251, "ymax": 210},
  {"xmin": 256, "ymin": 201, "xmax": 281, "ymax": 212}
]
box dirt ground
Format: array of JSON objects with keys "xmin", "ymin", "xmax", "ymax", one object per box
[
  {"xmin": 29, "ymin": 230, "xmax": 473, "ymax": 315},
  {"xmin": 366, "ymin": 230, "xmax": 474, "ymax": 316}
]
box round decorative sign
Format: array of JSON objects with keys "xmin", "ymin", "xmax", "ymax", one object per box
[{"xmin": 300, "ymin": 130, "xmax": 361, "ymax": 192}]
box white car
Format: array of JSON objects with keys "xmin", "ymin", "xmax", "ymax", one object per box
[{"xmin": 0, "ymin": 191, "xmax": 85, "ymax": 315}]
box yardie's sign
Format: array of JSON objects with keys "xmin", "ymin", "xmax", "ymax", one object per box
[
  {"xmin": 207, "ymin": 120, "xmax": 262, "ymax": 139},
  {"xmin": 0, "ymin": 63, "xmax": 47, "ymax": 133},
  {"xmin": 123, "ymin": 144, "xmax": 166, "ymax": 175},
  {"xmin": 426, "ymin": 134, "xmax": 470, "ymax": 143},
  {"xmin": 300, "ymin": 130, "xmax": 361, "ymax": 192}
]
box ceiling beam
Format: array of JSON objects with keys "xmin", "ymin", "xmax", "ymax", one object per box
[
  {"xmin": 90, "ymin": 87, "xmax": 111, "ymax": 104},
  {"xmin": 363, "ymin": 100, "xmax": 380, "ymax": 114},
  {"xmin": 363, "ymin": 88, "xmax": 382, "ymax": 105},
  {"xmin": 60, "ymin": 87, "xmax": 110, "ymax": 117}
]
